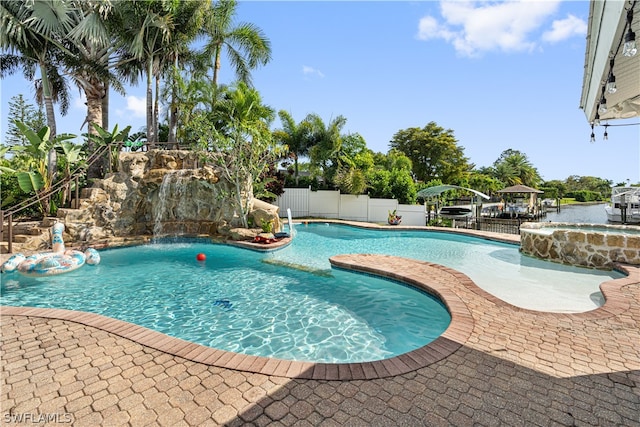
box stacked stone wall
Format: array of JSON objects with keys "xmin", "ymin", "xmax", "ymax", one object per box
[{"xmin": 520, "ymin": 222, "xmax": 640, "ymax": 269}]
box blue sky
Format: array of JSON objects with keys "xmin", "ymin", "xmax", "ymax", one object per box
[{"xmin": 1, "ymin": 0, "xmax": 639, "ymax": 185}]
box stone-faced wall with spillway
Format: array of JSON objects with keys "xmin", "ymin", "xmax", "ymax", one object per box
[
  {"xmin": 520, "ymin": 222, "xmax": 640, "ymax": 269},
  {"xmin": 57, "ymin": 150, "xmax": 281, "ymax": 243}
]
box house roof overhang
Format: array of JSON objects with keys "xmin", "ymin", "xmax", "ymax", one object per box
[{"xmin": 579, "ymin": 0, "xmax": 640, "ymax": 122}]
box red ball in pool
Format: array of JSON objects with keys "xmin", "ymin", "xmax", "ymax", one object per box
[{"xmin": 196, "ymin": 253, "xmax": 206, "ymax": 261}]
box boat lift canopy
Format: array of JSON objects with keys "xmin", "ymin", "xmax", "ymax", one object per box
[
  {"xmin": 416, "ymin": 185, "xmax": 490, "ymax": 200},
  {"xmin": 417, "ymin": 185, "xmax": 490, "ymax": 222}
]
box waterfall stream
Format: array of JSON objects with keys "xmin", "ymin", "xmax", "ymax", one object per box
[{"xmin": 152, "ymin": 171, "xmax": 190, "ymax": 239}]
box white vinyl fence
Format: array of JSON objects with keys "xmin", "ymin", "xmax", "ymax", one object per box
[{"xmin": 275, "ymin": 188, "xmax": 427, "ymax": 226}]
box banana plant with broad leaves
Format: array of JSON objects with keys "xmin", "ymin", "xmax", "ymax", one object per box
[
  {"xmin": 0, "ymin": 146, "xmax": 15, "ymax": 175},
  {"xmin": 85, "ymin": 123, "xmax": 132, "ymax": 174},
  {"xmin": 55, "ymin": 141, "xmax": 86, "ymax": 205},
  {"xmin": 10, "ymin": 121, "xmax": 76, "ymax": 215}
]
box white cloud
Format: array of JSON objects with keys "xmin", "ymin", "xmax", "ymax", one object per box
[
  {"xmin": 417, "ymin": 15, "xmax": 455, "ymax": 42},
  {"xmin": 542, "ymin": 14, "xmax": 587, "ymax": 43},
  {"xmin": 125, "ymin": 95, "xmax": 146, "ymax": 118},
  {"xmin": 302, "ymin": 65, "xmax": 325, "ymax": 78},
  {"xmin": 416, "ymin": 0, "xmax": 582, "ymax": 57}
]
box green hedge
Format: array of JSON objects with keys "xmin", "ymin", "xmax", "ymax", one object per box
[{"xmin": 567, "ymin": 190, "xmax": 603, "ymax": 202}]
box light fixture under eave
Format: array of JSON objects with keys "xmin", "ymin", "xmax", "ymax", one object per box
[
  {"xmin": 623, "ymin": 29, "xmax": 637, "ymax": 56},
  {"xmin": 603, "ymin": 123, "xmax": 609, "ymax": 140},
  {"xmin": 623, "ymin": 6, "xmax": 637, "ymax": 57},
  {"xmin": 590, "ymin": 123, "xmax": 596, "ymax": 143},
  {"xmin": 606, "ymin": 74, "xmax": 617, "ymax": 93},
  {"xmin": 606, "ymin": 59, "xmax": 617, "ymax": 93},
  {"xmin": 598, "ymin": 95, "xmax": 608, "ymax": 114}
]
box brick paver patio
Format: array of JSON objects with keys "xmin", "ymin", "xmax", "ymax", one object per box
[{"xmin": 2, "ymin": 242, "xmax": 639, "ymax": 425}]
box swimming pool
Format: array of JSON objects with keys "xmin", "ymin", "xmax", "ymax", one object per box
[
  {"xmin": 268, "ymin": 223, "xmax": 623, "ymax": 312},
  {"xmin": 0, "ymin": 241, "xmax": 451, "ymax": 364},
  {"xmin": 0, "ymin": 223, "xmax": 624, "ymax": 362}
]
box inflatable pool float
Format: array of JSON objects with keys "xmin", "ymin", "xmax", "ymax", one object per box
[{"xmin": 0, "ymin": 223, "xmax": 100, "ymax": 276}]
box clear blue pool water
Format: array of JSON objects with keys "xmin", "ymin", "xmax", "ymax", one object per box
[
  {"xmin": 0, "ymin": 223, "xmax": 625, "ymax": 362},
  {"xmin": 270, "ymin": 223, "xmax": 623, "ymax": 312},
  {"xmin": 0, "ymin": 241, "xmax": 451, "ymax": 363}
]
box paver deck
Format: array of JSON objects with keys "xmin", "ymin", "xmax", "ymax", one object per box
[{"xmin": 1, "ymin": 228, "xmax": 639, "ymax": 426}]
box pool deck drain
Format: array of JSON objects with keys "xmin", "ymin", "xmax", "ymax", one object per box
[{"xmin": 2, "ymin": 252, "xmax": 639, "ymax": 425}]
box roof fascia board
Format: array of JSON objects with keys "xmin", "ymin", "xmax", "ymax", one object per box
[{"xmin": 580, "ymin": 0, "xmax": 626, "ymax": 121}]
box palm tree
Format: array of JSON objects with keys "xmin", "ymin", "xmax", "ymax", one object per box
[
  {"xmin": 201, "ymin": 0, "xmax": 271, "ymax": 86},
  {"xmin": 157, "ymin": 0, "xmax": 209, "ymax": 143},
  {"xmin": 161, "ymin": 67, "xmax": 191, "ymax": 144},
  {"xmin": 110, "ymin": 0, "xmax": 176, "ymax": 144},
  {"xmin": 168, "ymin": 73, "xmax": 229, "ymax": 145},
  {"xmin": 61, "ymin": 1, "xmax": 123, "ymax": 136},
  {"xmin": 493, "ymin": 149, "xmax": 541, "ymax": 188},
  {"xmin": 272, "ymin": 111, "xmax": 315, "ymax": 185},
  {"xmin": 0, "ymin": 0, "xmax": 76, "ymax": 137},
  {"xmin": 205, "ymin": 82, "xmax": 280, "ymax": 227},
  {"xmin": 111, "ymin": 0, "xmax": 208, "ymax": 145},
  {"xmin": 307, "ymin": 114, "xmax": 348, "ymax": 185}
]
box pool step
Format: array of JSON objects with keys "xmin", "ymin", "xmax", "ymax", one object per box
[{"xmin": 261, "ymin": 258, "xmax": 333, "ymax": 277}]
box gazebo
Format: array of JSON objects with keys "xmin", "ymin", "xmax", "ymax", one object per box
[{"xmin": 496, "ymin": 185, "xmax": 544, "ymax": 218}]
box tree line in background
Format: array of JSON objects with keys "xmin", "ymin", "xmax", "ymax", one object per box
[{"xmin": 1, "ymin": 0, "xmax": 634, "ymax": 219}]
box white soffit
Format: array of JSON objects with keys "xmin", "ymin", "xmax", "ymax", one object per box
[{"xmin": 580, "ymin": 0, "xmax": 640, "ymax": 122}]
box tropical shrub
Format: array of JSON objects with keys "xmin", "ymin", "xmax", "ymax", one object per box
[
  {"xmin": 334, "ymin": 166, "xmax": 367, "ymax": 195},
  {"xmin": 568, "ymin": 190, "xmax": 603, "ymax": 202},
  {"xmin": 9, "ymin": 123, "xmax": 76, "ymax": 215},
  {"xmin": 367, "ymin": 169, "xmax": 391, "ymax": 199},
  {"xmin": 389, "ymin": 168, "xmax": 417, "ymax": 204}
]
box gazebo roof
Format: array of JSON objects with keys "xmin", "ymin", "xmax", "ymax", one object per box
[{"xmin": 496, "ymin": 185, "xmax": 543, "ymax": 194}]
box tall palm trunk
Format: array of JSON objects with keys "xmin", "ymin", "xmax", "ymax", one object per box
[
  {"xmin": 102, "ymin": 82, "xmax": 109, "ymax": 130},
  {"xmin": 168, "ymin": 89, "xmax": 178, "ymax": 143},
  {"xmin": 38, "ymin": 62, "xmax": 57, "ymax": 138},
  {"xmin": 146, "ymin": 59, "xmax": 155, "ymax": 144},
  {"xmin": 168, "ymin": 57, "xmax": 179, "ymax": 143},
  {"xmin": 85, "ymin": 76, "xmax": 107, "ymax": 178},
  {"xmin": 213, "ymin": 44, "xmax": 222, "ymax": 85},
  {"xmin": 39, "ymin": 60, "xmax": 57, "ymax": 214},
  {"xmin": 154, "ymin": 72, "xmax": 160, "ymax": 143}
]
